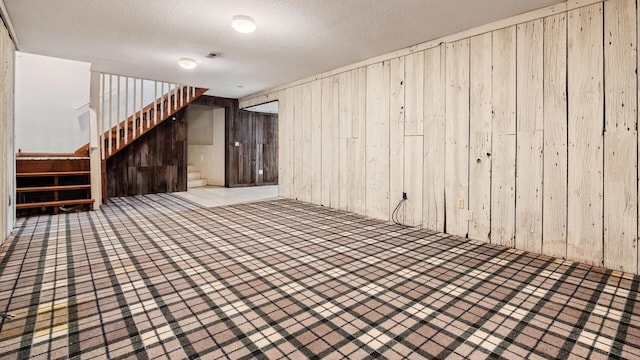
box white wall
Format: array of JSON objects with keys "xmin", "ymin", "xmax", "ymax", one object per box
[
  {"xmin": 188, "ymin": 105, "xmax": 225, "ymax": 186},
  {"xmin": 15, "ymin": 52, "xmax": 90, "ymax": 153},
  {"xmin": 241, "ymin": 0, "xmax": 640, "ymax": 275}
]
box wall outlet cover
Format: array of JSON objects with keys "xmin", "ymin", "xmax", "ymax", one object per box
[
  {"xmin": 234, "ymin": 141, "xmax": 240, "ymax": 147},
  {"xmin": 258, "ymin": 169, "xmax": 263, "ymax": 175}
]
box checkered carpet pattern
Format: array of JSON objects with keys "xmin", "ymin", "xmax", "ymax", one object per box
[{"xmin": 0, "ymin": 194, "xmax": 639, "ymax": 359}]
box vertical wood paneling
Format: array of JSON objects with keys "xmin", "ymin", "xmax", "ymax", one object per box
[
  {"xmin": 320, "ymin": 77, "xmax": 334, "ymax": 206},
  {"xmin": 390, "ymin": 57, "xmax": 405, "ymax": 221},
  {"xmin": 106, "ymin": 109, "xmax": 187, "ymax": 197},
  {"xmin": 352, "ymin": 68, "xmax": 367, "ymax": 215},
  {"xmin": 365, "ymin": 61, "xmax": 391, "ymax": 221},
  {"xmin": 293, "ymin": 85, "xmax": 304, "ymax": 200},
  {"xmin": 543, "ymin": 13, "xmax": 569, "ymax": 259},
  {"xmin": 604, "ymin": 0, "xmax": 637, "ymax": 272},
  {"xmin": 404, "ymin": 136, "xmax": 423, "ymax": 226},
  {"xmin": 405, "ymin": 51, "xmax": 424, "ymax": 136},
  {"xmin": 237, "ymin": 114, "xmax": 255, "ymax": 184},
  {"xmin": 0, "ymin": 26, "xmax": 7, "ymax": 242},
  {"xmin": 404, "ymin": 51, "xmax": 424, "ymax": 226},
  {"xmin": 638, "ymin": 0, "xmax": 640, "ymax": 276},
  {"xmin": 469, "ymin": 33, "xmax": 492, "ymax": 242},
  {"xmin": 491, "ymin": 26, "xmax": 517, "ymax": 248},
  {"xmin": 241, "ymin": 1, "xmax": 640, "ymax": 275},
  {"xmin": 300, "ymin": 83, "xmax": 313, "ymax": 202},
  {"xmin": 320, "ymin": 76, "xmax": 341, "ymax": 208},
  {"xmin": 278, "ymin": 88, "xmax": 294, "ymax": 198},
  {"xmin": 567, "ymin": 4, "xmax": 604, "ymax": 266},
  {"xmin": 263, "ymin": 113, "xmax": 279, "ymax": 184},
  {"xmin": 423, "ymin": 46, "xmax": 446, "ymax": 232},
  {"xmin": 311, "ymin": 79, "xmax": 323, "ymax": 205},
  {"xmin": 445, "ymin": 39, "xmax": 470, "ymax": 238},
  {"xmin": 231, "ymin": 110, "xmax": 279, "ymax": 185},
  {"xmin": 5, "ymin": 30, "xmax": 14, "ymax": 231},
  {"xmin": 516, "ymin": 19, "xmax": 544, "ymax": 253},
  {"xmin": 255, "ymin": 118, "xmax": 264, "ymax": 184},
  {"xmin": 338, "ymin": 72, "xmax": 352, "ymax": 211}
]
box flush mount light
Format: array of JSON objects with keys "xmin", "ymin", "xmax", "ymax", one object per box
[
  {"xmin": 232, "ymin": 15, "xmax": 256, "ymax": 34},
  {"xmin": 178, "ymin": 58, "xmax": 197, "ymax": 69}
]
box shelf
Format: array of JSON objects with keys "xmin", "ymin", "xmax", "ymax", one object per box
[
  {"xmin": 16, "ymin": 171, "xmax": 91, "ymax": 177},
  {"xmin": 17, "ymin": 184, "xmax": 92, "ymax": 193},
  {"xmin": 16, "ymin": 199, "xmax": 94, "ymax": 210}
]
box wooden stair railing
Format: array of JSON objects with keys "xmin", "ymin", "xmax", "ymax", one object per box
[{"xmin": 74, "ymin": 85, "xmax": 208, "ymax": 159}]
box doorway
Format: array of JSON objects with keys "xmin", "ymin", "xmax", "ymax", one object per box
[{"xmin": 186, "ymin": 104, "xmax": 225, "ymax": 187}]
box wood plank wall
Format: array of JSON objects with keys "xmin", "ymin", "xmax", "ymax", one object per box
[
  {"xmin": 236, "ymin": 110, "xmax": 279, "ymax": 186},
  {"xmin": 248, "ymin": 0, "xmax": 640, "ymax": 274},
  {"xmin": 191, "ymin": 95, "xmax": 278, "ymax": 187},
  {"xmin": 0, "ymin": 20, "xmax": 16, "ymax": 244},
  {"xmin": 106, "ymin": 108, "xmax": 187, "ymax": 197}
]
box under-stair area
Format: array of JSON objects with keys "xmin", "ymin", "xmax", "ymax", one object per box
[
  {"xmin": 187, "ymin": 164, "xmax": 207, "ymax": 188},
  {"xmin": 16, "ymin": 155, "xmax": 94, "ymax": 216}
]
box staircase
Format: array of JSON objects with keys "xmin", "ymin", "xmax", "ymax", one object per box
[
  {"xmin": 16, "ymin": 78, "xmax": 208, "ymax": 217},
  {"xmin": 75, "ymin": 84, "xmax": 208, "ymax": 159},
  {"xmin": 187, "ymin": 164, "xmax": 207, "ymax": 188},
  {"xmin": 74, "ymin": 77, "xmax": 207, "ymax": 203}
]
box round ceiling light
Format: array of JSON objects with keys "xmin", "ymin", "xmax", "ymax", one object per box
[
  {"xmin": 178, "ymin": 58, "xmax": 197, "ymax": 69},
  {"xmin": 232, "ymin": 15, "xmax": 256, "ymax": 34}
]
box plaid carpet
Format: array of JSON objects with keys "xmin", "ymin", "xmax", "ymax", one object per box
[{"xmin": 0, "ymin": 194, "xmax": 639, "ymax": 359}]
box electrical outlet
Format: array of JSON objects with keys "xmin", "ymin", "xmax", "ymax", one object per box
[
  {"xmin": 402, "ymin": 192, "xmax": 407, "ymax": 199},
  {"xmin": 457, "ymin": 198, "xmax": 464, "ymax": 209},
  {"xmin": 258, "ymin": 169, "xmax": 263, "ymax": 175},
  {"xmin": 385, "ymin": 191, "xmax": 390, "ymax": 199},
  {"xmin": 234, "ymin": 141, "xmax": 240, "ymax": 147},
  {"xmin": 467, "ymin": 210, "xmax": 473, "ymax": 221}
]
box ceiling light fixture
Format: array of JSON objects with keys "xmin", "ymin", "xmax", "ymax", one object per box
[
  {"xmin": 178, "ymin": 58, "xmax": 197, "ymax": 69},
  {"xmin": 232, "ymin": 15, "xmax": 256, "ymax": 34}
]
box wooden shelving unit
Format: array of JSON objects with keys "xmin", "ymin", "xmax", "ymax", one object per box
[{"xmin": 16, "ymin": 157, "xmax": 94, "ymax": 215}]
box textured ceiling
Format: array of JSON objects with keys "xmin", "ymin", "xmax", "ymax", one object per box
[{"xmin": 4, "ymin": 0, "xmax": 562, "ymax": 99}]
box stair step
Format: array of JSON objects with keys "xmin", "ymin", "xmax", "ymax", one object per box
[
  {"xmin": 16, "ymin": 198, "xmax": 94, "ymax": 210},
  {"xmin": 187, "ymin": 165, "xmax": 197, "ymax": 172},
  {"xmin": 187, "ymin": 172, "xmax": 201, "ymax": 181},
  {"xmin": 187, "ymin": 179, "xmax": 207, "ymax": 188},
  {"xmin": 17, "ymin": 184, "xmax": 91, "ymax": 192}
]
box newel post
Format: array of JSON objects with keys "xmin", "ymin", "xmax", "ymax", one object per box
[{"xmin": 89, "ymin": 71, "xmax": 103, "ymax": 209}]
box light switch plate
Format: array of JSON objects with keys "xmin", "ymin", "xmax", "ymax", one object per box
[
  {"xmin": 258, "ymin": 169, "xmax": 263, "ymax": 175},
  {"xmin": 234, "ymin": 141, "xmax": 240, "ymax": 147}
]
